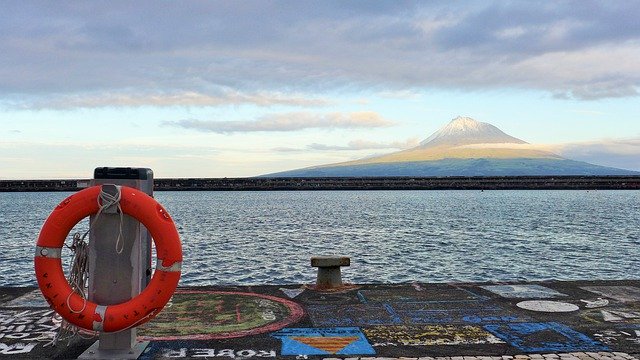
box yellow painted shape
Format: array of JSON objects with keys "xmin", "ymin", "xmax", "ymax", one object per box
[{"xmin": 291, "ymin": 336, "xmax": 359, "ymax": 353}]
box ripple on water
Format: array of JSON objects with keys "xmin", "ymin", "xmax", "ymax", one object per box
[{"xmin": 1, "ymin": 190, "xmax": 639, "ymax": 287}]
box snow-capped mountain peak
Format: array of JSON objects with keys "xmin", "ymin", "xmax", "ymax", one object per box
[
  {"xmin": 443, "ymin": 116, "xmax": 484, "ymax": 131},
  {"xmin": 419, "ymin": 116, "xmax": 527, "ymax": 147}
]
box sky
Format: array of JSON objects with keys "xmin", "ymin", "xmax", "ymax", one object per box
[{"xmin": 1, "ymin": 1, "xmax": 639, "ymax": 179}]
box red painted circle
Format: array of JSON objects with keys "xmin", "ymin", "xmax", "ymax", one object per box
[{"xmin": 138, "ymin": 290, "xmax": 304, "ymax": 340}]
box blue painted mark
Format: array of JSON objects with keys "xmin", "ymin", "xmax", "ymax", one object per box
[
  {"xmin": 356, "ymin": 291, "xmax": 368, "ymax": 304},
  {"xmin": 309, "ymin": 302, "xmax": 526, "ymax": 327},
  {"xmin": 484, "ymin": 322, "xmax": 609, "ymax": 352},
  {"xmin": 357, "ymin": 287, "xmax": 486, "ymax": 304},
  {"xmin": 396, "ymin": 302, "xmax": 519, "ymax": 325},
  {"xmin": 383, "ymin": 303, "xmax": 403, "ymax": 324},
  {"xmin": 272, "ymin": 327, "xmax": 375, "ymax": 356}
]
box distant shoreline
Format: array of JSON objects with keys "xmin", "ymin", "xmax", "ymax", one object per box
[{"xmin": 1, "ymin": 175, "xmax": 640, "ymax": 192}]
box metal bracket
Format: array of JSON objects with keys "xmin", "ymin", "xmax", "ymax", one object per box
[{"xmin": 79, "ymin": 340, "xmax": 149, "ymax": 359}]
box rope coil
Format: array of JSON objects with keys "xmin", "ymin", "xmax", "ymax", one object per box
[{"xmin": 48, "ymin": 232, "xmax": 94, "ymax": 346}]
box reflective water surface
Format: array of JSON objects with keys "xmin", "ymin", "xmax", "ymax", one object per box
[{"xmin": 1, "ymin": 190, "xmax": 638, "ymax": 287}]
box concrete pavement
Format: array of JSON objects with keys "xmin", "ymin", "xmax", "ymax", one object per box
[{"xmin": 1, "ymin": 280, "xmax": 639, "ymax": 359}]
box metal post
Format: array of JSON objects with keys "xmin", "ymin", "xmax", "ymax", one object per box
[{"xmin": 79, "ymin": 167, "xmax": 153, "ymax": 359}]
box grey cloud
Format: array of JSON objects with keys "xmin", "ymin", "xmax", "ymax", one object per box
[
  {"xmin": 166, "ymin": 111, "xmax": 394, "ymax": 133},
  {"xmin": 433, "ymin": 2, "xmax": 640, "ymax": 55},
  {"xmin": 558, "ymin": 138, "xmax": 640, "ymax": 171},
  {"xmin": 569, "ymin": 82, "xmax": 640, "ymax": 101},
  {"xmin": 295, "ymin": 138, "xmax": 419, "ymax": 151},
  {"xmin": 1, "ymin": 1, "xmax": 639, "ymax": 100},
  {"xmin": 11, "ymin": 90, "xmax": 329, "ymax": 110}
]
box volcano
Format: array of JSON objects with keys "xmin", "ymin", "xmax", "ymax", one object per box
[{"xmin": 266, "ymin": 116, "xmax": 637, "ymax": 177}]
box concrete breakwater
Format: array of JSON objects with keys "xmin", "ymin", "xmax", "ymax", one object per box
[{"xmin": 1, "ymin": 176, "xmax": 640, "ymax": 192}]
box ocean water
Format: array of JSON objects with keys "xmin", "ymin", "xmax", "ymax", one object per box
[{"xmin": 1, "ymin": 190, "xmax": 639, "ymax": 287}]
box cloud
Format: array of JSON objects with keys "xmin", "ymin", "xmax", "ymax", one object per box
[
  {"xmin": 306, "ymin": 138, "xmax": 419, "ymax": 151},
  {"xmin": 0, "ymin": 141, "xmax": 225, "ymax": 179},
  {"xmin": 274, "ymin": 138, "xmax": 419, "ymax": 152},
  {"xmin": 1, "ymin": 2, "xmax": 639, "ymax": 100},
  {"xmin": 10, "ymin": 90, "xmax": 328, "ymax": 110},
  {"xmin": 165, "ymin": 111, "xmax": 394, "ymax": 133},
  {"xmin": 459, "ymin": 143, "xmax": 556, "ymax": 151},
  {"xmin": 270, "ymin": 147, "xmax": 302, "ymax": 153},
  {"xmin": 462, "ymin": 138, "xmax": 640, "ymax": 171},
  {"xmin": 555, "ymin": 138, "xmax": 640, "ymax": 170}
]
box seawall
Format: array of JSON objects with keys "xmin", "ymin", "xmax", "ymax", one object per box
[{"xmin": 1, "ymin": 176, "xmax": 640, "ymax": 192}]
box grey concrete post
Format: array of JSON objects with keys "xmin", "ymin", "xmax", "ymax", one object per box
[{"xmin": 79, "ymin": 167, "xmax": 153, "ymax": 359}]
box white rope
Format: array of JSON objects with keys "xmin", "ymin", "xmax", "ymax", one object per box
[
  {"xmin": 96, "ymin": 186, "xmax": 125, "ymax": 254},
  {"xmin": 66, "ymin": 233, "xmax": 89, "ymax": 313},
  {"xmin": 47, "ymin": 232, "xmax": 94, "ymax": 347}
]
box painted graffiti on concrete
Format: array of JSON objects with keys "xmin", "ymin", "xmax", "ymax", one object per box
[
  {"xmin": 308, "ymin": 304, "xmax": 397, "ymax": 327},
  {"xmin": 397, "ymin": 301, "xmax": 528, "ymax": 325},
  {"xmin": 308, "ymin": 301, "xmax": 528, "ymax": 327},
  {"xmin": 363, "ymin": 325, "xmax": 504, "ymax": 346},
  {"xmin": 138, "ymin": 290, "xmax": 304, "ymax": 340},
  {"xmin": 581, "ymin": 307, "xmax": 640, "ymax": 324},
  {"xmin": 515, "ymin": 300, "xmax": 579, "ymax": 313},
  {"xmin": 580, "ymin": 286, "xmax": 640, "ymax": 303},
  {"xmin": 357, "ymin": 286, "xmax": 480, "ymax": 304},
  {"xmin": 599, "ymin": 309, "xmax": 640, "ymax": 322},
  {"xmin": 580, "ymin": 298, "xmax": 609, "ymax": 308},
  {"xmin": 272, "ymin": 327, "xmax": 374, "ymax": 356},
  {"xmin": 302, "ymin": 294, "xmax": 358, "ymax": 305},
  {"xmin": 0, "ymin": 309, "xmax": 58, "ymax": 342},
  {"xmin": 279, "ymin": 287, "xmax": 305, "ymax": 299},
  {"xmin": 480, "ymin": 285, "xmax": 567, "ymax": 299},
  {"xmin": 321, "ymin": 354, "xmax": 638, "ymax": 360},
  {"xmin": 592, "ymin": 327, "xmax": 640, "ymax": 345},
  {"xmin": 484, "ymin": 322, "xmax": 608, "ymax": 352},
  {"xmin": 157, "ymin": 348, "xmax": 277, "ymax": 358},
  {"xmin": 0, "ymin": 342, "xmax": 37, "ymax": 355}
]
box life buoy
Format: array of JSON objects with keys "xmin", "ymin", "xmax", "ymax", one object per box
[{"xmin": 34, "ymin": 185, "xmax": 182, "ymax": 332}]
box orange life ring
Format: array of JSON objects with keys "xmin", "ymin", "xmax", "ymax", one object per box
[{"xmin": 34, "ymin": 185, "xmax": 182, "ymax": 332}]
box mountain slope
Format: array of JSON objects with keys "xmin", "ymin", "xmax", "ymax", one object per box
[
  {"xmin": 265, "ymin": 116, "xmax": 637, "ymax": 177},
  {"xmin": 269, "ymin": 158, "xmax": 637, "ymax": 177}
]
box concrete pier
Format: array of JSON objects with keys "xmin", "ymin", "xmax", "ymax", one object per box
[{"xmin": 0, "ymin": 279, "xmax": 639, "ymax": 359}]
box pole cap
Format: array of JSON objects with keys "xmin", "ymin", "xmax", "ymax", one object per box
[{"xmin": 311, "ymin": 256, "xmax": 350, "ymax": 268}]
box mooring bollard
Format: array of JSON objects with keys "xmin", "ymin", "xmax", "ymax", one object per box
[{"xmin": 311, "ymin": 256, "xmax": 350, "ymax": 290}]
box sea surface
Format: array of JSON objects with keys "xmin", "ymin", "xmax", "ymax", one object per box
[{"xmin": 1, "ymin": 190, "xmax": 639, "ymax": 287}]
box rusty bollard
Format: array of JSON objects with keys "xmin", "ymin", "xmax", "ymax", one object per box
[{"xmin": 311, "ymin": 256, "xmax": 350, "ymax": 290}]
